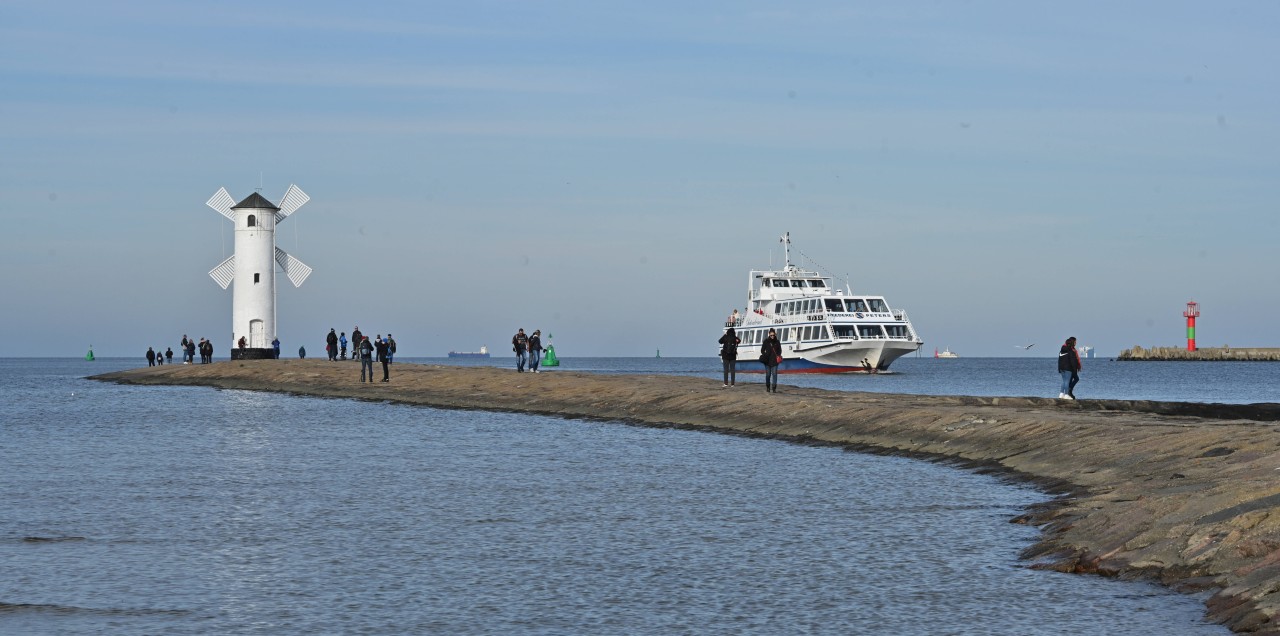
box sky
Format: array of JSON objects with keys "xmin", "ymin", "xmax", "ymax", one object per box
[{"xmin": 2, "ymin": 1, "xmax": 1277, "ymax": 358}]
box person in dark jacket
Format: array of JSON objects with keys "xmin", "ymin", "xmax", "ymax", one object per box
[
  {"xmin": 326, "ymin": 329, "xmax": 339, "ymax": 361},
  {"xmin": 512, "ymin": 328, "xmax": 528, "ymax": 372},
  {"xmin": 358, "ymin": 336, "xmax": 374, "ymax": 382},
  {"xmin": 146, "ymin": 347, "xmax": 156, "ymax": 367},
  {"xmin": 761, "ymin": 328, "xmax": 782, "ymax": 393},
  {"xmin": 165, "ymin": 347, "xmax": 174, "ymax": 364},
  {"xmin": 375, "ymin": 335, "xmax": 390, "ymax": 382},
  {"xmin": 527, "ymin": 330, "xmax": 543, "ymax": 373},
  {"xmin": 1058, "ymin": 336, "xmax": 1082, "ymax": 399},
  {"xmin": 350, "ymin": 327, "xmax": 363, "ymax": 361},
  {"xmin": 718, "ymin": 327, "xmax": 740, "ymax": 387}
]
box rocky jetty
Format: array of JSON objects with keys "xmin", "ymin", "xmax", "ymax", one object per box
[
  {"xmin": 94, "ymin": 360, "xmax": 1280, "ymax": 634},
  {"xmin": 1119, "ymin": 346, "xmax": 1280, "ymax": 361}
]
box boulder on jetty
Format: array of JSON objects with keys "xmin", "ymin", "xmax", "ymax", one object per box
[
  {"xmin": 1119, "ymin": 345, "xmax": 1280, "ymax": 361},
  {"xmin": 94, "ymin": 360, "xmax": 1280, "ymax": 634}
]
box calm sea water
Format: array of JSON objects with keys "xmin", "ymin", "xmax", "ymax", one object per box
[{"xmin": 1, "ymin": 358, "xmax": 1231, "ymax": 634}]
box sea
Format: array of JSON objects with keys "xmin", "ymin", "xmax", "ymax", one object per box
[{"xmin": 5, "ymin": 356, "xmax": 1266, "ymax": 635}]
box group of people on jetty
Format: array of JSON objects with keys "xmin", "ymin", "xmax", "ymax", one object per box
[
  {"xmin": 718, "ymin": 319, "xmax": 1086, "ymax": 398},
  {"xmin": 716, "ymin": 325, "xmax": 782, "ymax": 392},
  {"xmin": 145, "ymin": 335, "xmax": 215, "ymax": 366},
  {"xmin": 322, "ymin": 327, "xmax": 397, "ymax": 384},
  {"xmin": 510, "ymin": 328, "xmax": 545, "ymax": 373}
]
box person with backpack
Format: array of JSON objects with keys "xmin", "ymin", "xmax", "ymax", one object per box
[
  {"xmin": 339, "ymin": 332, "xmax": 348, "ymax": 360},
  {"xmin": 358, "ymin": 336, "xmax": 374, "ymax": 382},
  {"xmin": 718, "ymin": 326, "xmax": 740, "ymax": 387},
  {"xmin": 511, "ymin": 328, "xmax": 528, "ymax": 372}
]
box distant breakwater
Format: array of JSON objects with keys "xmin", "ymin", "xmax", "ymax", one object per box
[{"xmin": 1118, "ymin": 345, "xmax": 1280, "ymax": 361}]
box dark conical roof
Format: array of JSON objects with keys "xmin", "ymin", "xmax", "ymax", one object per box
[{"xmin": 231, "ymin": 192, "xmax": 279, "ymax": 210}]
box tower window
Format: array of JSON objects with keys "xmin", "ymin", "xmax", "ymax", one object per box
[
  {"xmin": 254, "ymin": 273, "xmax": 260, "ymax": 283},
  {"xmin": 247, "ymin": 214, "xmax": 256, "ymax": 227}
]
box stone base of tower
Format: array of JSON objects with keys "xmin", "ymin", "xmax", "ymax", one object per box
[{"xmin": 230, "ymin": 347, "xmax": 278, "ymax": 360}]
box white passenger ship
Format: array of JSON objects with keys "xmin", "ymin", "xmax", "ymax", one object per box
[{"xmin": 726, "ymin": 233, "xmax": 923, "ymax": 373}]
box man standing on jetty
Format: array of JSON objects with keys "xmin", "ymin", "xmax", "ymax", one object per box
[
  {"xmin": 1059, "ymin": 336, "xmax": 1082, "ymax": 400},
  {"xmin": 326, "ymin": 328, "xmax": 339, "ymax": 361},
  {"xmin": 358, "ymin": 336, "xmax": 374, "ymax": 383},
  {"xmin": 512, "ymin": 328, "xmax": 528, "ymax": 372}
]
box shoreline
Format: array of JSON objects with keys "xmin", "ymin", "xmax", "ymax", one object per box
[{"xmin": 93, "ymin": 360, "xmax": 1280, "ymax": 634}]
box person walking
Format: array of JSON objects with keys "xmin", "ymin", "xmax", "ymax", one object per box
[
  {"xmin": 512, "ymin": 328, "xmax": 528, "ymax": 372},
  {"xmin": 760, "ymin": 328, "xmax": 782, "ymax": 393},
  {"xmin": 358, "ymin": 336, "xmax": 374, "ymax": 382},
  {"xmin": 146, "ymin": 347, "xmax": 156, "ymax": 367},
  {"xmin": 326, "ymin": 328, "xmax": 339, "ymax": 361},
  {"xmin": 1058, "ymin": 336, "xmax": 1082, "ymax": 399},
  {"xmin": 527, "ymin": 330, "xmax": 543, "ymax": 373},
  {"xmin": 339, "ymin": 332, "xmax": 348, "ymax": 360},
  {"xmin": 718, "ymin": 326, "xmax": 740, "ymax": 387}
]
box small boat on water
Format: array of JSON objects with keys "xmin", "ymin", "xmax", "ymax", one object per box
[
  {"xmin": 935, "ymin": 347, "xmax": 958, "ymax": 359},
  {"xmin": 725, "ymin": 232, "xmax": 923, "ymax": 373},
  {"xmin": 448, "ymin": 346, "xmax": 490, "ymax": 359}
]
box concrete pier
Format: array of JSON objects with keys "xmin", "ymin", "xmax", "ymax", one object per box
[
  {"xmin": 94, "ymin": 360, "xmax": 1280, "ymax": 634},
  {"xmin": 1119, "ymin": 345, "xmax": 1280, "ymax": 361}
]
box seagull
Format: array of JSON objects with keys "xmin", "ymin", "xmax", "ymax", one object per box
[{"xmin": 1015, "ymin": 343, "xmax": 1035, "ymax": 350}]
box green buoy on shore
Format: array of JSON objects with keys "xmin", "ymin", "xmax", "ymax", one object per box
[
  {"xmin": 86, "ymin": 346, "xmax": 95, "ymax": 361},
  {"xmin": 542, "ymin": 334, "xmax": 560, "ymax": 367}
]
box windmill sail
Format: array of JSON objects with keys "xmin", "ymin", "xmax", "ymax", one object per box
[
  {"xmin": 275, "ymin": 184, "xmax": 309, "ymax": 223},
  {"xmin": 206, "ymin": 187, "xmax": 235, "ymax": 221},
  {"xmin": 208, "ymin": 254, "xmax": 235, "ymax": 289},
  {"xmin": 275, "ymin": 247, "xmax": 312, "ymax": 287}
]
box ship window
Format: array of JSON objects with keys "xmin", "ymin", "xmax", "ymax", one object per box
[
  {"xmin": 817, "ymin": 325, "xmax": 828, "ymax": 339},
  {"xmin": 825, "ymin": 299, "xmax": 842, "ymax": 312},
  {"xmin": 858, "ymin": 325, "xmax": 884, "ymax": 339},
  {"xmin": 833, "ymin": 325, "xmax": 856, "ymax": 339},
  {"xmin": 793, "ymin": 280, "xmax": 807, "ymax": 288},
  {"xmin": 847, "ymin": 299, "xmax": 869, "ymax": 312},
  {"xmin": 885, "ymin": 325, "xmax": 910, "ymax": 339},
  {"xmin": 247, "ymin": 214, "xmax": 256, "ymax": 227},
  {"xmin": 808, "ymin": 300, "xmax": 818, "ymax": 313},
  {"xmin": 762, "ymin": 279, "xmax": 771, "ymax": 287},
  {"xmin": 868, "ymin": 299, "xmax": 889, "ymax": 313},
  {"xmin": 810, "ymin": 280, "xmax": 826, "ymax": 288},
  {"xmin": 773, "ymin": 279, "xmax": 789, "ymax": 287}
]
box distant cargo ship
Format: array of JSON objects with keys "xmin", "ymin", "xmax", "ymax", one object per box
[{"xmin": 448, "ymin": 345, "xmax": 490, "ymax": 359}]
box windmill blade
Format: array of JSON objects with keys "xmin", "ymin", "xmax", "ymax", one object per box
[
  {"xmin": 208, "ymin": 255, "xmax": 235, "ymax": 289},
  {"xmin": 206, "ymin": 187, "xmax": 235, "ymax": 221},
  {"xmin": 275, "ymin": 247, "xmax": 313, "ymax": 287},
  {"xmin": 274, "ymin": 184, "xmax": 309, "ymax": 223}
]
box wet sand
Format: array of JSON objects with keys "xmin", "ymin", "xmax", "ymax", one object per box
[{"xmin": 94, "ymin": 360, "xmax": 1280, "ymax": 633}]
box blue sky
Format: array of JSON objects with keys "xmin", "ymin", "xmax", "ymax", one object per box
[{"xmin": 2, "ymin": 1, "xmax": 1277, "ymax": 358}]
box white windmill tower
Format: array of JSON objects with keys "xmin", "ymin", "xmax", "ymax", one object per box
[{"xmin": 205, "ymin": 185, "xmax": 313, "ymax": 359}]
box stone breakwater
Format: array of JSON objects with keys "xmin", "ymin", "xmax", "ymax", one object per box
[
  {"xmin": 1119, "ymin": 346, "xmax": 1280, "ymax": 361},
  {"xmin": 94, "ymin": 360, "xmax": 1280, "ymax": 634}
]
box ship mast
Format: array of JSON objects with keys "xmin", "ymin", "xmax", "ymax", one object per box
[{"xmin": 780, "ymin": 232, "xmax": 793, "ymax": 271}]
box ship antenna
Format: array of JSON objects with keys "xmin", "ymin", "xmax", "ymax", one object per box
[{"xmin": 780, "ymin": 232, "xmax": 792, "ymax": 269}]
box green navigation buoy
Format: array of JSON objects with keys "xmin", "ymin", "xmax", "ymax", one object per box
[
  {"xmin": 656, "ymin": 348, "xmax": 661, "ymax": 358},
  {"xmin": 86, "ymin": 346, "xmax": 95, "ymax": 361},
  {"xmin": 541, "ymin": 333, "xmax": 560, "ymax": 367}
]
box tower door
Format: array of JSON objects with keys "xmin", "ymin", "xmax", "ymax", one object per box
[{"xmin": 250, "ymin": 320, "xmax": 264, "ymax": 348}]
